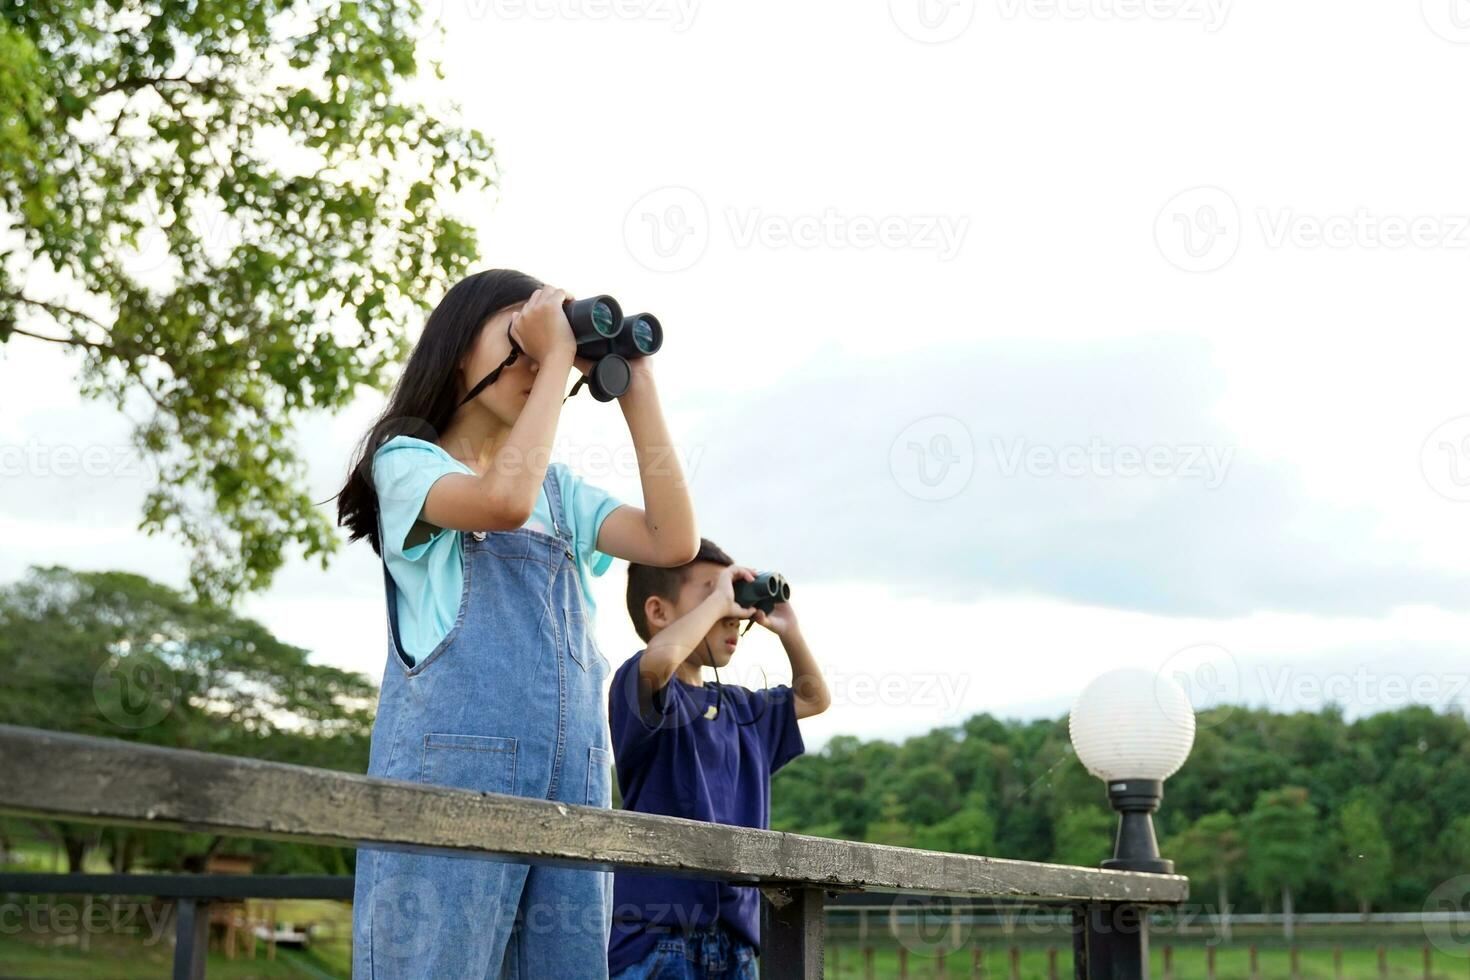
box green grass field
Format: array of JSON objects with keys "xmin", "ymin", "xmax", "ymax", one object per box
[
  {"xmin": 3, "ymin": 929, "xmax": 1467, "ymax": 979},
  {"xmin": 0, "ymin": 929, "xmax": 342, "ymax": 979},
  {"xmin": 1, "ymin": 847, "xmax": 1463, "ymax": 980},
  {"xmin": 0, "ymin": 896, "xmax": 351, "ymax": 979},
  {"xmin": 823, "ymin": 944, "xmax": 1470, "ymax": 978},
  {"xmin": 0, "ymin": 845, "xmax": 353, "ymax": 978}
]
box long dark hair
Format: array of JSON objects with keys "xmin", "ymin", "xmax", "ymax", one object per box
[{"xmin": 336, "ymin": 268, "xmax": 543, "ymax": 555}]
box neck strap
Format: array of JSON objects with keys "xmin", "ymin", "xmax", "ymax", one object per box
[{"xmin": 458, "ymin": 325, "xmax": 523, "ymax": 409}]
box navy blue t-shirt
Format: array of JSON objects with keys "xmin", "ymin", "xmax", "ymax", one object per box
[{"xmin": 607, "ymin": 649, "xmax": 805, "ymax": 974}]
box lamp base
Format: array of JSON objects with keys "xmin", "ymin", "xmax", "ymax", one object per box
[
  {"xmin": 1101, "ymin": 854, "xmax": 1175, "ymax": 875},
  {"xmin": 1103, "ymin": 777, "xmax": 1175, "ymax": 875}
]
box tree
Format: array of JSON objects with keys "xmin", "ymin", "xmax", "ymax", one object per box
[
  {"xmin": 1438, "ymin": 814, "xmax": 1470, "ymax": 871},
  {"xmin": 0, "ymin": 565, "xmax": 374, "ymax": 871},
  {"xmin": 867, "ymin": 792, "xmax": 915, "ymax": 848},
  {"xmin": 0, "ymin": 1, "xmax": 493, "ymax": 602},
  {"xmin": 899, "ymin": 763, "xmax": 960, "ymax": 828},
  {"xmin": 758, "ymin": 704, "xmax": 1469, "ymax": 916},
  {"xmin": 1337, "ymin": 796, "xmax": 1392, "ymax": 917},
  {"xmin": 1168, "ymin": 811, "xmax": 1244, "ymax": 940},
  {"xmin": 1050, "ymin": 807, "xmax": 1115, "ymax": 868},
  {"xmin": 1244, "ymin": 787, "xmax": 1322, "ymax": 940},
  {"xmin": 913, "ymin": 794, "xmax": 997, "ymax": 856}
]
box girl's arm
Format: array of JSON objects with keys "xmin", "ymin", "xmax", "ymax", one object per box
[
  {"xmin": 423, "ymin": 289, "xmax": 579, "ymax": 531},
  {"xmin": 595, "ymin": 360, "xmax": 700, "ymax": 566}
]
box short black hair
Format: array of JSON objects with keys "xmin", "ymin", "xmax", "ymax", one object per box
[{"xmin": 625, "ymin": 538, "xmax": 734, "ymax": 642}]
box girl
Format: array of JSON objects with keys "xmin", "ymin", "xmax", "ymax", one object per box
[{"xmin": 337, "ymin": 270, "xmax": 699, "ymax": 979}]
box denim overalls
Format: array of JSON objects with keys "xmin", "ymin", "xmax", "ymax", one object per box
[{"xmin": 353, "ymin": 468, "xmax": 614, "ymax": 979}]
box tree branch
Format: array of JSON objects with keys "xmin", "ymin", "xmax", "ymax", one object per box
[
  {"xmin": 10, "ymin": 294, "xmax": 113, "ymax": 338},
  {"xmin": 6, "ymin": 295, "xmax": 174, "ymax": 414}
]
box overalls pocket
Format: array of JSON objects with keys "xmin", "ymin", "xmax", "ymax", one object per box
[
  {"xmin": 586, "ymin": 746, "xmax": 613, "ymax": 807},
  {"xmin": 420, "ymin": 733, "xmax": 517, "ymax": 795},
  {"xmin": 568, "ymin": 609, "xmax": 611, "ymax": 673}
]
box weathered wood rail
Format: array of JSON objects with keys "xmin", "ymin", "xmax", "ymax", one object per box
[{"xmin": 0, "ymin": 725, "xmax": 1188, "ymax": 978}]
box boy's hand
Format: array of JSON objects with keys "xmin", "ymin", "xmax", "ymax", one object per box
[
  {"xmin": 752, "ymin": 601, "xmax": 799, "ymax": 637},
  {"xmin": 711, "ymin": 564, "xmax": 758, "ymax": 620}
]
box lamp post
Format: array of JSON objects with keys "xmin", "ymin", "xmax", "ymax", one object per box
[{"xmin": 1068, "ymin": 668, "xmax": 1196, "ymax": 979}]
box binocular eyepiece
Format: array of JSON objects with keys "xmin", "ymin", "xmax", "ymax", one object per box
[
  {"xmin": 562, "ymin": 295, "xmax": 664, "ymax": 402},
  {"xmin": 732, "ymin": 572, "xmax": 792, "ymax": 614}
]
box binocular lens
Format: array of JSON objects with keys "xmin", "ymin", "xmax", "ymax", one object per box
[
  {"xmin": 591, "ymin": 301, "xmax": 619, "ymax": 338},
  {"xmin": 779, "ymin": 580, "xmax": 791, "ymax": 601},
  {"xmin": 632, "ymin": 318, "xmax": 656, "ymax": 353},
  {"xmin": 612, "ymin": 313, "xmax": 663, "ymax": 359}
]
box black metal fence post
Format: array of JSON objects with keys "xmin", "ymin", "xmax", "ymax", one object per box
[
  {"xmin": 1073, "ymin": 906, "xmax": 1089, "ymax": 980},
  {"xmin": 172, "ymin": 897, "xmax": 210, "ymax": 980},
  {"xmin": 763, "ymin": 885, "xmax": 826, "ymax": 979},
  {"xmin": 1081, "ymin": 902, "xmax": 1148, "ymax": 980}
]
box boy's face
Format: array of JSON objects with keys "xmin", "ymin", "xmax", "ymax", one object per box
[{"xmin": 670, "ymin": 560, "xmax": 743, "ymax": 669}]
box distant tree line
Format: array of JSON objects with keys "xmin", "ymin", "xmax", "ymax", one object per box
[
  {"xmin": 770, "ymin": 702, "xmax": 1470, "ymax": 916},
  {"xmin": 3, "ymin": 564, "xmax": 1464, "ymax": 918},
  {"xmin": 0, "ymin": 566, "xmax": 373, "ymax": 875}
]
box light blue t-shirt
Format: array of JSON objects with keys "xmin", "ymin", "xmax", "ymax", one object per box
[{"xmin": 372, "ymin": 435, "xmax": 624, "ymax": 664}]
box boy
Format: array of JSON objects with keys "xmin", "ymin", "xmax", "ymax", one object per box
[{"xmin": 608, "ymin": 539, "xmax": 831, "ymax": 979}]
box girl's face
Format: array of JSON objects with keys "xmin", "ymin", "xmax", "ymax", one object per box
[{"xmin": 456, "ymin": 302, "xmax": 541, "ymax": 427}]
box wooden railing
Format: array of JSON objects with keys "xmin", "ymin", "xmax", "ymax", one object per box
[{"xmin": 0, "ymin": 725, "xmax": 1188, "ymax": 978}]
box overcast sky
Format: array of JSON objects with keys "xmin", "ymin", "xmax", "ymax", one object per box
[{"xmin": 4, "ymin": 0, "xmax": 1470, "ymax": 746}]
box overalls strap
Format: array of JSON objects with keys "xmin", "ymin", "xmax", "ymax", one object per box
[
  {"xmin": 376, "ymin": 465, "xmax": 564, "ymax": 668},
  {"xmin": 541, "ymin": 463, "xmax": 576, "ymax": 557}
]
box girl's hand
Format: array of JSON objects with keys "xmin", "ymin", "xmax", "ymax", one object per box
[
  {"xmin": 617, "ymin": 355, "xmax": 656, "ymax": 402},
  {"xmin": 509, "ymin": 287, "xmax": 576, "ymax": 366},
  {"xmin": 711, "ymin": 564, "xmax": 758, "ymax": 620},
  {"xmin": 752, "ymin": 601, "xmax": 798, "ymax": 637}
]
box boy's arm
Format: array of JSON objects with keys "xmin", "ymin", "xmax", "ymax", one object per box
[
  {"xmin": 755, "ymin": 604, "xmax": 831, "ymax": 720},
  {"xmin": 638, "ymin": 565, "xmax": 757, "ymax": 696},
  {"xmin": 594, "ymin": 361, "xmax": 700, "ymax": 567}
]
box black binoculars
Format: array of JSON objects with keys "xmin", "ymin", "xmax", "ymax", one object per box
[
  {"xmin": 733, "ymin": 572, "xmax": 791, "ymax": 614},
  {"xmin": 562, "ymin": 295, "xmax": 663, "ymax": 401}
]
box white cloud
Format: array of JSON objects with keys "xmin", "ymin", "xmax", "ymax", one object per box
[{"xmin": 3, "ymin": 0, "xmax": 1469, "ymax": 747}]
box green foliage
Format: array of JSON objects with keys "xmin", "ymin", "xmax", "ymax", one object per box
[
  {"xmin": 0, "ymin": 0, "xmax": 493, "ymax": 603},
  {"xmin": 1437, "ymin": 813, "xmax": 1470, "ymax": 870},
  {"xmin": 1049, "ymin": 806, "xmax": 1113, "ymax": 867},
  {"xmin": 772, "ymin": 704, "xmax": 1470, "ymax": 913},
  {"xmin": 1167, "ymin": 810, "xmax": 1244, "ymax": 898},
  {"xmin": 1244, "ymin": 788, "xmax": 1322, "ymax": 910},
  {"xmin": 0, "ymin": 565, "xmax": 373, "ymax": 872},
  {"xmin": 1336, "ymin": 796, "xmax": 1391, "ymax": 914},
  {"xmin": 912, "ymin": 794, "xmax": 996, "ymax": 856},
  {"xmin": 866, "ymin": 792, "xmax": 915, "ymax": 848}
]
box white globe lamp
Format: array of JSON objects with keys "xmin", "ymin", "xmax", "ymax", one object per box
[{"xmin": 1069, "ymin": 668, "xmax": 1196, "ymax": 874}]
